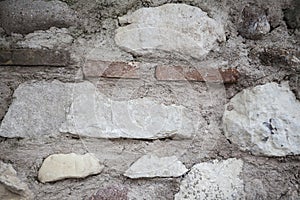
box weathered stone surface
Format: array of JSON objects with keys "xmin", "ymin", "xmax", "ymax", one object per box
[
  {"xmin": 0, "ymin": 83, "xmax": 12, "ymax": 121},
  {"xmin": 88, "ymin": 185, "xmax": 129, "ymax": 200},
  {"xmin": 83, "ymin": 60, "xmax": 140, "ymax": 79},
  {"xmin": 115, "ymin": 3, "xmax": 225, "ymax": 59},
  {"xmin": 0, "ymin": 161, "xmax": 33, "ymax": 199},
  {"xmin": 0, "ymin": 81, "xmax": 196, "ymax": 139},
  {"xmin": 223, "ymin": 82, "xmax": 300, "ymax": 156},
  {"xmin": 60, "ymin": 81, "xmax": 196, "ymax": 139},
  {"xmin": 16, "ymin": 27, "xmax": 74, "ymax": 50},
  {"xmin": 284, "ymin": 0, "xmax": 300, "ymax": 29},
  {"xmin": 238, "ymin": 5, "xmax": 270, "ymax": 40},
  {"xmin": 38, "ymin": 153, "xmax": 104, "ymax": 183},
  {"xmin": 0, "ymin": 0, "xmax": 77, "ymax": 34},
  {"xmin": 175, "ymin": 158, "xmax": 244, "ymax": 200},
  {"xmin": 124, "ymin": 155, "xmax": 188, "ymax": 178},
  {"xmin": 155, "ymin": 65, "xmax": 239, "ymax": 83},
  {"xmin": 0, "ymin": 81, "xmax": 71, "ymax": 138},
  {"xmin": 0, "ymin": 49, "xmax": 70, "ymax": 66}
]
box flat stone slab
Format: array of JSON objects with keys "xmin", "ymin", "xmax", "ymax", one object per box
[
  {"xmin": 0, "ymin": 49, "xmax": 70, "ymax": 66},
  {"xmin": 0, "ymin": 81, "xmax": 196, "ymax": 139},
  {"xmin": 60, "ymin": 81, "xmax": 196, "ymax": 139},
  {"xmin": 156, "ymin": 65, "xmax": 239, "ymax": 83},
  {"xmin": 0, "ymin": 0, "xmax": 77, "ymax": 34},
  {"xmin": 223, "ymin": 82, "xmax": 300, "ymax": 156},
  {"xmin": 0, "ymin": 161, "xmax": 33, "ymax": 199},
  {"xmin": 175, "ymin": 158, "xmax": 244, "ymax": 200},
  {"xmin": 124, "ymin": 155, "xmax": 188, "ymax": 178},
  {"xmin": 115, "ymin": 3, "xmax": 225, "ymax": 59},
  {"xmin": 38, "ymin": 153, "xmax": 104, "ymax": 183}
]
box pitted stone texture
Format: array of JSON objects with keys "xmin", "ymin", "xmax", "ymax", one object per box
[
  {"xmin": 223, "ymin": 82, "xmax": 300, "ymax": 156},
  {"xmin": 124, "ymin": 155, "xmax": 188, "ymax": 178},
  {"xmin": 115, "ymin": 3, "xmax": 225, "ymax": 59},
  {"xmin": 0, "ymin": 161, "xmax": 33, "ymax": 199},
  {"xmin": 38, "ymin": 153, "xmax": 104, "ymax": 183},
  {"xmin": 60, "ymin": 82, "xmax": 196, "ymax": 139},
  {"xmin": 0, "ymin": 81, "xmax": 71, "ymax": 138},
  {"xmin": 175, "ymin": 158, "xmax": 244, "ymax": 200},
  {"xmin": 0, "ymin": 0, "xmax": 77, "ymax": 34}
]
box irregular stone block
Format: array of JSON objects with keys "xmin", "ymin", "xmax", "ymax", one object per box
[
  {"xmin": 284, "ymin": 0, "xmax": 300, "ymax": 29},
  {"xmin": 0, "ymin": 0, "xmax": 78, "ymax": 34},
  {"xmin": 16, "ymin": 27, "xmax": 74, "ymax": 50},
  {"xmin": 0, "ymin": 81, "xmax": 71, "ymax": 138},
  {"xmin": 155, "ymin": 65, "xmax": 239, "ymax": 83},
  {"xmin": 0, "ymin": 161, "xmax": 33, "ymax": 199},
  {"xmin": 124, "ymin": 155, "xmax": 188, "ymax": 178},
  {"xmin": 115, "ymin": 3, "xmax": 225, "ymax": 59},
  {"xmin": 38, "ymin": 153, "xmax": 104, "ymax": 183},
  {"xmin": 83, "ymin": 60, "xmax": 140, "ymax": 79},
  {"xmin": 238, "ymin": 5, "xmax": 270, "ymax": 40},
  {"xmin": 0, "ymin": 49, "xmax": 70, "ymax": 66},
  {"xmin": 175, "ymin": 158, "xmax": 244, "ymax": 200},
  {"xmin": 60, "ymin": 81, "xmax": 196, "ymax": 139},
  {"xmin": 223, "ymin": 82, "xmax": 300, "ymax": 156}
]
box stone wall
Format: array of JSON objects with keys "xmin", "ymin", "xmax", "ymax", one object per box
[{"xmin": 0, "ymin": 0, "xmax": 299, "ymax": 199}]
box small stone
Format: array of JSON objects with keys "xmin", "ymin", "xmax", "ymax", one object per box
[
  {"xmin": 155, "ymin": 65, "xmax": 239, "ymax": 83},
  {"xmin": 238, "ymin": 5, "xmax": 270, "ymax": 39},
  {"xmin": 175, "ymin": 158, "xmax": 244, "ymax": 200},
  {"xmin": 0, "ymin": 161, "xmax": 33, "ymax": 199},
  {"xmin": 223, "ymin": 82, "xmax": 300, "ymax": 156},
  {"xmin": 38, "ymin": 153, "xmax": 104, "ymax": 183},
  {"xmin": 0, "ymin": 0, "xmax": 78, "ymax": 34},
  {"xmin": 115, "ymin": 3, "xmax": 225, "ymax": 59},
  {"xmin": 124, "ymin": 155, "xmax": 188, "ymax": 178},
  {"xmin": 83, "ymin": 60, "xmax": 140, "ymax": 79},
  {"xmin": 0, "ymin": 49, "xmax": 70, "ymax": 66}
]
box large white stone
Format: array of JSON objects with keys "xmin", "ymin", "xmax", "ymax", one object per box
[
  {"xmin": 175, "ymin": 158, "xmax": 244, "ymax": 200},
  {"xmin": 0, "ymin": 161, "xmax": 33, "ymax": 199},
  {"xmin": 0, "ymin": 80, "xmax": 195, "ymax": 139},
  {"xmin": 60, "ymin": 82, "xmax": 196, "ymax": 139},
  {"xmin": 115, "ymin": 3, "xmax": 225, "ymax": 59},
  {"xmin": 223, "ymin": 82, "xmax": 300, "ymax": 156},
  {"xmin": 124, "ymin": 154, "xmax": 188, "ymax": 178},
  {"xmin": 38, "ymin": 153, "xmax": 104, "ymax": 183},
  {"xmin": 0, "ymin": 81, "xmax": 71, "ymax": 138}
]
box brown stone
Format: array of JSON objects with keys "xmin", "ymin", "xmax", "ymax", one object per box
[
  {"xmin": 83, "ymin": 60, "xmax": 140, "ymax": 79},
  {"xmin": 155, "ymin": 65, "xmax": 239, "ymax": 83},
  {"xmin": 0, "ymin": 49, "xmax": 69, "ymax": 66}
]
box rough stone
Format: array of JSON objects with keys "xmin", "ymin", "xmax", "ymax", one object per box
[
  {"xmin": 38, "ymin": 153, "xmax": 104, "ymax": 183},
  {"xmin": 124, "ymin": 155, "xmax": 188, "ymax": 178},
  {"xmin": 88, "ymin": 185, "xmax": 129, "ymax": 200},
  {"xmin": 238, "ymin": 5, "xmax": 270, "ymax": 39},
  {"xmin": 0, "ymin": 49, "xmax": 70, "ymax": 66},
  {"xmin": 0, "ymin": 0, "xmax": 78, "ymax": 34},
  {"xmin": 175, "ymin": 158, "xmax": 244, "ymax": 200},
  {"xmin": 0, "ymin": 83, "xmax": 12, "ymax": 121},
  {"xmin": 115, "ymin": 3, "xmax": 225, "ymax": 59},
  {"xmin": 83, "ymin": 60, "xmax": 140, "ymax": 79},
  {"xmin": 16, "ymin": 27, "xmax": 74, "ymax": 50},
  {"xmin": 0, "ymin": 161, "xmax": 33, "ymax": 199},
  {"xmin": 155, "ymin": 65, "xmax": 239, "ymax": 83},
  {"xmin": 284, "ymin": 0, "xmax": 300, "ymax": 29},
  {"xmin": 223, "ymin": 82, "xmax": 300, "ymax": 156},
  {"xmin": 0, "ymin": 81, "xmax": 71, "ymax": 138}
]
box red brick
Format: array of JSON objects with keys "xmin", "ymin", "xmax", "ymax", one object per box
[
  {"xmin": 155, "ymin": 65, "xmax": 239, "ymax": 83},
  {"xmin": 83, "ymin": 60, "xmax": 140, "ymax": 79}
]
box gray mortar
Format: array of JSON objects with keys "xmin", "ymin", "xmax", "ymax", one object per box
[{"xmin": 0, "ymin": 0, "xmax": 299, "ymax": 199}]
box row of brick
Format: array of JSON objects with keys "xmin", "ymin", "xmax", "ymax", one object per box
[
  {"xmin": 83, "ymin": 60, "xmax": 239, "ymax": 83},
  {"xmin": 0, "ymin": 49, "xmax": 239, "ymax": 83}
]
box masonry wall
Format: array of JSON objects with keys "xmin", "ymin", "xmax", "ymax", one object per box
[{"xmin": 0, "ymin": 0, "xmax": 299, "ymax": 199}]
